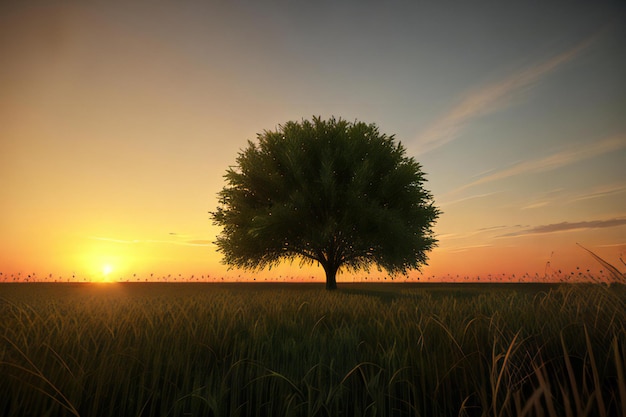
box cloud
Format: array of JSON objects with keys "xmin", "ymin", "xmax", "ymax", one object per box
[
  {"xmin": 450, "ymin": 135, "xmax": 626, "ymax": 194},
  {"xmin": 521, "ymin": 201, "xmax": 549, "ymax": 210},
  {"xmin": 185, "ymin": 240, "xmax": 214, "ymax": 246},
  {"xmin": 515, "ymin": 184, "xmax": 625, "ymax": 210},
  {"xmin": 569, "ymin": 183, "xmax": 626, "ymax": 203},
  {"xmin": 436, "ymin": 233, "xmax": 459, "ymax": 240},
  {"xmin": 446, "ymin": 244, "xmax": 493, "ymax": 254},
  {"xmin": 519, "ymin": 188, "xmax": 567, "ymax": 210},
  {"xmin": 499, "ymin": 218, "xmax": 626, "ymax": 238},
  {"xmin": 413, "ymin": 35, "xmax": 596, "ymax": 154},
  {"xmin": 89, "ymin": 237, "xmax": 141, "ymax": 244},
  {"xmin": 597, "ymin": 242, "xmax": 626, "ymax": 248},
  {"xmin": 438, "ymin": 224, "xmax": 512, "ymax": 243},
  {"xmin": 438, "ymin": 191, "xmax": 502, "ymax": 207},
  {"xmin": 477, "ymin": 225, "xmax": 510, "ymax": 232},
  {"xmin": 89, "ymin": 236, "xmax": 213, "ymax": 247}
]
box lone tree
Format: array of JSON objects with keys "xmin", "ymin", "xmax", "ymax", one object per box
[{"xmin": 212, "ymin": 117, "xmax": 440, "ymax": 289}]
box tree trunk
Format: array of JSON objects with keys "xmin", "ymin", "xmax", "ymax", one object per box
[{"xmin": 324, "ymin": 264, "xmax": 338, "ymax": 290}]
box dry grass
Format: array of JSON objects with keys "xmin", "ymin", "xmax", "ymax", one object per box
[{"xmin": 1, "ymin": 282, "xmax": 625, "ymax": 416}]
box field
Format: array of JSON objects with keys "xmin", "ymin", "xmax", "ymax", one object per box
[{"xmin": 1, "ymin": 282, "xmax": 625, "ymax": 417}]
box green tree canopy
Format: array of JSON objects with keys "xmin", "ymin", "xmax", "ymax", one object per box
[{"xmin": 212, "ymin": 117, "xmax": 440, "ymax": 289}]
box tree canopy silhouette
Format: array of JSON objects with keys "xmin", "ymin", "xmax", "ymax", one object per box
[{"xmin": 211, "ymin": 117, "xmax": 440, "ymax": 289}]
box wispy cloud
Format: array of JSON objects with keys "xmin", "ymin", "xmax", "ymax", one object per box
[
  {"xmin": 499, "ymin": 217, "xmax": 626, "ymax": 238},
  {"xmin": 89, "ymin": 236, "xmax": 213, "ymax": 247},
  {"xmin": 446, "ymin": 244, "xmax": 493, "ymax": 254},
  {"xmin": 438, "ymin": 191, "xmax": 502, "ymax": 207},
  {"xmin": 90, "ymin": 237, "xmax": 142, "ymax": 244},
  {"xmin": 186, "ymin": 240, "xmax": 214, "ymax": 246},
  {"xmin": 569, "ymin": 183, "xmax": 626, "ymax": 203},
  {"xmin": 597, "ymin": 242, "xmax": 626, "ymax": 248},
  {"xmin": 516, "ymin": 183, "xmax": 625, "ymax": 210},
  {"xmin": 436, "ymin": 233, "xmax": 459, "ymax": 240},
  {"xmin": 413, "ymin": 35, "xmax": 596, "ymax": 154},
  {"xmin": 438, "ymin": 224, "xmax": 513, "ymax": 243},
  {"xmin": 520, "ymin": 188, "xmax": 567, "ymax": 210},
  {"xmin": 521, "ymin": 201, "xmax": 549, "ymax": 210},
  {"xmin": 478, "ymin": 225, "xmax": 511, "ymax": 232},
  {"xmin": 450, "ymin": 135, "xmax": 626, "ymax": 195}
]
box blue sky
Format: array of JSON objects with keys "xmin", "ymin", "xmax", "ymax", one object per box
[{"xmin": 1, "ymin": 1, "xmax": 625, "ymax": 280}]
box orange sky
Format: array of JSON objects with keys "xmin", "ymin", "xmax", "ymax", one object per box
[{"xmin": 1, "ymin": 2, "xmax": 624, "ymax": 283}]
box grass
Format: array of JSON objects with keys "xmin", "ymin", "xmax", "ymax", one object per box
[{"xmin": 1, "ymin": 282, "xmax": 625, "ymax": 416}]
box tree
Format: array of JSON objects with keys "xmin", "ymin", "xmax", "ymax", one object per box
[{"xmin": 211, "ymin": 117, "xmax": 440, "ymax": 289}]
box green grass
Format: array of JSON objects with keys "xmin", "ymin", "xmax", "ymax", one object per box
[{"xmin": 1, "ymin": 282, "xmax": 625, "ymax": 416}]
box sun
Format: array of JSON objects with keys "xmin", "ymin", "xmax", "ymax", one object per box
[
  {"xmin": 79, "ymin": 248, "xmax": 128, "ymax": 283},
  {"xmin": 102, "ymin": 264, "xmax": 114, "ymax": 280}
]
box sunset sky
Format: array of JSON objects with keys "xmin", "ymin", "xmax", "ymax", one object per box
[{"xmin": 1, "ymin": 1, "xmax": 625, "ymax": 282}]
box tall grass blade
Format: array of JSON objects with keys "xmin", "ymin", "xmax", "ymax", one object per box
[
  {"xmin": 492, "ymin": 331, "xmax": 520, "ymax": 417},
  {"xmin": 577, "ymin": 243, "xmax": 626, "ymax": 283},
  {"xmin": 561, "ymin": 332, "xmax": 583, "ymax": 414},
  {"xmin": 584, "ymin": 326, "xmax": 606, "ymax": 417},
  {"xmin": 2, "ymin": 336, "xmax": 80, "ymax": 417},
  {"xmin": 613, "ymin": 337, "xmax": 626, "ymax": 417},
  {"xmin": 533, "ymin": 362, "xmax": 558, "ymax": 417}
]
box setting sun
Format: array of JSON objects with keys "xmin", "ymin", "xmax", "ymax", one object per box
[{"xmin": 102, "ymin": 264, "xmax": 113, "ymax": 277}]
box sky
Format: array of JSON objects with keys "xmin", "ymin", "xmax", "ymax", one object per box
[{"xmin": 1, "ymin": 1, "xmax": 625, "ymax": 283}]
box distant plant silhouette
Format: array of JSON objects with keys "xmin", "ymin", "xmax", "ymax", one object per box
[{"xmin": 212, "ymin": 116, "xmax": 440, "ymax": 289}]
